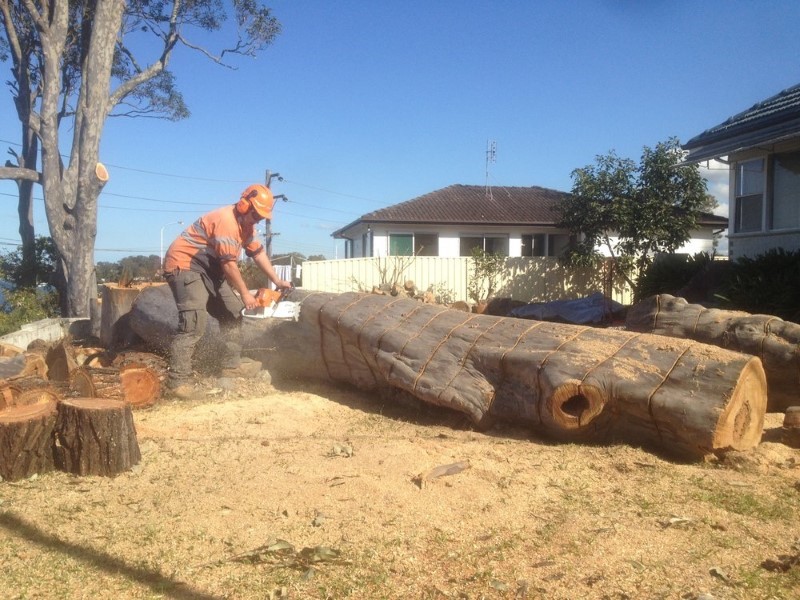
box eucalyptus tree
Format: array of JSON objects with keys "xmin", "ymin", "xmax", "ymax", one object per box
[{"xmin": 0, "ymin": 0, "xmax": 280, "ymax": 316}]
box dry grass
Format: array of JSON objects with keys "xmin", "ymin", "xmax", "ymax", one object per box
[{"xmin": 1, "ymin": 378, "xmax": 799, "ymax": 599}]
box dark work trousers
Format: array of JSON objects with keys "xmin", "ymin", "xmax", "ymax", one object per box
[{"xmin": 165, "ymin": 269, "xmax": 244, "ymax": 386}]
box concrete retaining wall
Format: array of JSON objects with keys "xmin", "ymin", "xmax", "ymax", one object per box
[{"xmin": 0, "ymin": 318, "xmax": 91, "ymax": 350}]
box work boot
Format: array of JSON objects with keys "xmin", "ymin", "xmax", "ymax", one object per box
[
  {"xmin": 221, "ymin": 357, "xmax": 262, "ymax": 378},
  {"xmin": 164, "ymin": 380, "xmax": 204, "ymax": 400}
]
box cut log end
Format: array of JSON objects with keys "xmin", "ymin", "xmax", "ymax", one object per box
[
  {"xmin": 119, "ymin": 363, "xmax": 161, "ymax": 409},
  {"xmin": 0, "ymin": 401, "xmax": 58, "ymax": 423},
  {"xmin": 714, "ymin": 357, "xmax": 767, "ymax": 451}
]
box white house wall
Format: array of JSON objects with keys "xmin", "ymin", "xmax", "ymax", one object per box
[
  {"xmin": 601, "ymin": 232, "xmax": 719, "ymax": 258},
  {"xmin": 353, "ymin": 225, "xmax": 717, "ymax": 258}
]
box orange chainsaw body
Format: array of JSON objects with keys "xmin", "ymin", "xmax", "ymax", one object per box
[{"xmin": 255, "ymin": 288, "xmax": 283, "ymax": 307}]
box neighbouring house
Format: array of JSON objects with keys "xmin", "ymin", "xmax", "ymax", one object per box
[
  {"xmin": 332, "ymin": 184, "xmax": 726, "ymax": 259},
  {"xmin": 683, "ymin": 83, "xmax": 800, "ymax": 260}
]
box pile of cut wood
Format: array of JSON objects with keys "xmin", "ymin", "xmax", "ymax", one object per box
[{"xmin": 0, "ymin": 340, "xmax": 162, "ymax": 481}]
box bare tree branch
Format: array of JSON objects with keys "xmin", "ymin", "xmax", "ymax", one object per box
[{"xmin": 0, "ymin": 165, "xmax": 41, "ymax": 182}]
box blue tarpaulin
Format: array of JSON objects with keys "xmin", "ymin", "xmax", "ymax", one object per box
[{"xmin": 509, "ymin": 292, "xmax": 624, "ymax": 325}]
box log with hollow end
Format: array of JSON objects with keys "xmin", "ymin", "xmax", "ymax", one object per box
[{"xmin": 249, "ymin": 290, "xmax": 767, "ymax": 459}]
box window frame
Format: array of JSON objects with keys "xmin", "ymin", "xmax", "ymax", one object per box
[{"xmin": 733, "ymin": 157, "xmax": 766, "ymax": 234}]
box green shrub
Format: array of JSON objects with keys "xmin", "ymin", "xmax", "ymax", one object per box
[
  {"xmin": 716, "ymin": 248, "xmax": 800, "ymax": 322},
  {"xmin": 633, "ymin": 252, "xmax": 713, "ymax": 303},
  {"xmin": 0, "ymin": 288, "xmax": 60, "ymax": 336}
]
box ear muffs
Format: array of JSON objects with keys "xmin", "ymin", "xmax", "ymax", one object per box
[
  {"xmin": 235, "ymin": 198, "xmax": 250, "ymax": 214},
  {"xmin": 236, "ymin": 189, "xmax": 258, "ymax": 215}
]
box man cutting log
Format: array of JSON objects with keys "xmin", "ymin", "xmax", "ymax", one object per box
[{"xmin": 162, "ymin": 184, "xmax": 292, "ymax": 398}]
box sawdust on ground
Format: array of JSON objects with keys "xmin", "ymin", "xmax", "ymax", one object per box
[{"xmin": 1, "ymin": 376, "xmax": 799, "ymax": 600}]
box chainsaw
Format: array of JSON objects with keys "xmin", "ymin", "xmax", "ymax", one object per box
[{"xmin": 240, "ymin": 286, "xmax": 301, "ymax": 321}]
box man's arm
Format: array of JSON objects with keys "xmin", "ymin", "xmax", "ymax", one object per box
[
  {"xmin": 220, "ymin": 260, "xmax": 259, "ymax": 309},
  {"xmin": 252, "ymin": 250, "xmax": 293, "ymax": 289}
]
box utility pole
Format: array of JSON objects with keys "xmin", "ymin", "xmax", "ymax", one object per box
[{"xmin": 265, "ymin": 170, "xmax": 282, "ymax": 256}]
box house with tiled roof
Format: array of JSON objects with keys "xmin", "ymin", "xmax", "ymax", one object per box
[
  {"xmin": 332, "ymin": 184, "xmax": 726, "ymax": 259},
  {"xmin": 683, "ymin": 83, "xmax": 800, "ymax": 259}
]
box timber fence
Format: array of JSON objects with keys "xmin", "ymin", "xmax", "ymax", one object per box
[{"xmin": 301, "ymin": 256, "xmax": 633, "ymax": 305}]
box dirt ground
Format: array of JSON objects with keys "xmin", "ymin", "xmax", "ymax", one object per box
[{"xmin": 1, "ymin": 375, "xmax": 799, "ymax": 600}]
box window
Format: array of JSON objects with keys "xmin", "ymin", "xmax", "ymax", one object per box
[
  {"xmin": 734, "ymin": 158, "xmax": 764, "ymax": 233},
  {"xmin": 389, "ymin": 234, "xmax": 413, "ymax": 256},
  {"xmin": 521, "ymin": 234, "xmax": 547, "ymax": 257},
  {"xmin": 548, "ymin": 234, "xmax": 571, "ymax": 257},
  {"xmin": 459, "ymin": 235, "xmax": 508, "ymax": 257},
  {"xmin": 771, "ymin": 152, "xmax": 800, "ymax": 230},
  {"xmin": 387, "ymin": 233, "xmax": 438, "ymax": 256},
  {"xmin": 414, "ymin": 233, "xmax": 438, "ymax": 256}
]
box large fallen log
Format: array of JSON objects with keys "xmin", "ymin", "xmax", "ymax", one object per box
[
  {"xmin": 249, "ymin": 290, "xmax": 767, "ymax": 460},
  {"xmin": 126, "ymin": 283, "xmax": 226, "ymax": 371},
  {"xmin": 625, "ymin": 294, "xmax": 799, "ymax": 412}
]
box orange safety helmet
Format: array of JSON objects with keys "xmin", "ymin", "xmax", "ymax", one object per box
[{"xmin": 236, "ymin": 184, "xmax": 275, "ymax": 219}]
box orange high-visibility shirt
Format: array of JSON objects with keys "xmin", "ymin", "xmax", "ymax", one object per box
[{"xmin": 163, "ymin": 205, "xmax": 264, "ymax": 280}]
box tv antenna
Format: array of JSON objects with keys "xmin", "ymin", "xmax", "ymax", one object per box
[{"xmin": 485, "ymin": 140, "xmax": 496, "ymax": 199}]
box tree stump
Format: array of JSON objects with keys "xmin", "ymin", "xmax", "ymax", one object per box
[
  {"xmin": 100, "ymin": 283, "xmax": 151, "ymax": 348},
  {"xmin": 0, "ymin": 401, "xmax": 57, "ymax": 481},
  {"xmin": 69, "ymin": 364, "xmax": 161, "ymax": 409},
  {"xmin": 54, "ymin": 398, "xmax": 141, "ymax": 476},
  {"xmin": 626, "ymin": 294, "xmax": 800, "ymax": 412}
]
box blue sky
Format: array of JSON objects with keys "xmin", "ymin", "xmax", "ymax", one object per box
[{"xmin": 2, "ymin": 1, "xmax": 800, "ymax": 262}]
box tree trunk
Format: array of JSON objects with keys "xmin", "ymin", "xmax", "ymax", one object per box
[
  {"xmin": 0, "ymin": 402, "xmax": 58, "ymax": 481},
  {"xmin": 250, "ymin": 290, "xmax": 767, "ymax": 460},
  {"xmin": 626, "ymin": 294, "xmax": 800, "ymax": 412},
  {"xmin": 38, "ymin": 0, "xmax": 123, "ymax": 318},
  {"xmin": 54, "ymin": 398, "xmax": 140, "ymax": 476}
]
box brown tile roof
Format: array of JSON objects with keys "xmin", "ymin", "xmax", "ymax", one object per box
[
  {"xmin": 360, "ymin": 184, "xmax": 566, "ymax": 225},
  {"xmin": 333, "ymin": 184, "xmax": 727, "ymax": 236}
]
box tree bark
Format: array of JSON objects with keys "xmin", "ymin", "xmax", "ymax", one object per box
[
  {"xmin": 626, "ymin": 294, "xmax": 800, "ymax": 412},
  {"xmin": 250, "ymin": 290, "xmax": 767, "ymax": 460},
  {"xmin": 0, "ymin": 401, "xmax": 58, "ymax": 481},
  {"xmin": 54, "ymin": 398, "xmax": 141, "ymax": 476}
]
